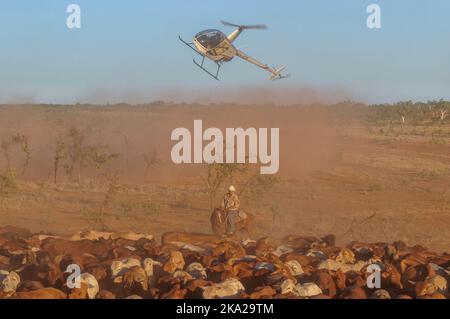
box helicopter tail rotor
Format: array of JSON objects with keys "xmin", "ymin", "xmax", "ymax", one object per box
[
  {"xmin": 270, "ymin": 66, "xmax": 290, "ymax": 80},
  {"xmin": 220, "ymin": 20, "xmax": 268, "ymax": 30}
]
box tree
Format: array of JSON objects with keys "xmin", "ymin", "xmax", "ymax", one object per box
[
  {"xmin": 396, "ymin": 101, "xmax": 413, "ymax": 125},
  {"xmin": 53, "ymin": 137, "xmax": 66, "ymax": 184},
  {"xmin": 114, "ymin": 130, "xmax": 130, "ymax": 172},
  {"xmin": 11, "ymin": 133, "xmax": 32, "ymax": 178},
  {"xmin": 238, "ymin": 172, "xmax": 278, "ymax": 207},
  {"xmin": 142, "ymin": 151, "xmax": 161, "ymax": 182},
  {"xmin": 201, "ymin": 159, "xmax": 278, "ymax": 211},
  {"xmin": 202, "ymin": 162, "xmax": 247, "ymax": 211},
  {"xmin": 85, "ymin": 145, "xmax": 119, "ymax": 171},
  {"xmin": 62, "ymin": 126, "xmax": 118, "ymax": 184},
  {"xmin": 436, "ymin": 99, "xmax": 449, "ymax": 122},
  {"xmin": 1, "ymin": 133, "xmax": 33, "ymax": 178},
  {"xmin": 64, "ymin": 127, "xmax": 85, "ymax": 183},
  {"xmin": 1, "ymin": 138, "xmax": 12, "ymax": 172}
]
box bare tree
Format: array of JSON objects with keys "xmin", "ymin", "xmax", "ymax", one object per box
[
  {"xmin": 53, "ymin": 137, "xmax": 66, "ymax": 184},
  {"xmin": 238, "ymin": 171, "xmax": 278, "ymax": 207},
  {"xmin": 11, "ymin": 133, "xmax": 32, "ymax": 178},
  {"xmin": 142, "ymin": 151, "xmax": 161, "ymax": 182},
  {"xmin": 85, "ymin": 145, "xmax": 119, "ymax": 181},
  {"xmin": 396, "ymin": 101, "xmax": 412, "ymax": 126},
  {"xmin": 62, "ymin": 127, "xmax": 118, "ymax": 184},
  {"xmin": 64, "ymin": 127, "xmax": 85, "ymax": 183},
  {"xmin": 1, "ymin": 139, "xmax": 12, "ymax": 172},
  {"xmin": 435, "ymin": 99, "xmax": 449, "ymax": 122},
  {"xmin": 440, "ymin": 109, "xmax": 448, "ymax": 121},
  {"xmin": 96, "ymin": 172, "xmax": 120, "ymax": 230},
  {"xmin": 0, "ymin": 133, "xmax": 33, "ymax": 178},
  {"xmin": 114, "ymin": 130, "xmax": 130, "ymax": 172},
  {"xmin": 202, "ymin": 163, "xmax": 247, "ymax": 211}
]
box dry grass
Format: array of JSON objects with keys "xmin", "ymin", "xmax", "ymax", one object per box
[{"xmin": 0, "ymin": 104, "xmax": 448, "ymax": 252}]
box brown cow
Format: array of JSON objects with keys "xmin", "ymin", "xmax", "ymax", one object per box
[
  {"xmin": 41, "ymin": 238, "xmax": 113, "ymax": 259},
  {"xmin": 11, "ymin": 288, "xmax": 67, "ymax": 299},
  {"xmin": 68, "ymin": 282, "xmax": 91, "ymax": 299},
  {"xmin": 313, "ymin": 271, "xmax": 337, "ymax": 298},
  {"xmin": 162, "ymin": 232, "xmax": 221, "ymax": 247},
  {"xmin": 250, "ymin": 286, "xmax": 276, "ymax": 299},
  {"xmin": 1, "ymin": 227, "xmax": 449, "ymax": 300}
]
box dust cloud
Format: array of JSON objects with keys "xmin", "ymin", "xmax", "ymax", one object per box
[{"xmin": 0, "ymin": 101, "xmax": 342, "ymax": 184}]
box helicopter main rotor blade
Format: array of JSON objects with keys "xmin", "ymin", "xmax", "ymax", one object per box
[
  {"xmin": 220, "ymin": 20, "xmax": 268, "ymax": 30},
  {"xmin": 220, "ymin": 20, "xmax": 240, "ymax": 28},
  {"xmin": 242, "ymin": 24, "xmax": 268, "ymax": 30}
]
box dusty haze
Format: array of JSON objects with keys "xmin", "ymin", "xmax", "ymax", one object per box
[{"xmin": 0, "ymin": 102, "xmax": 449, "ymax": 252}]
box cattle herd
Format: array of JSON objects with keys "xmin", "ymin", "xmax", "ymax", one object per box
[{"xmin": 0, "ymin": 226, "xmax": 448, "ymax": 299}]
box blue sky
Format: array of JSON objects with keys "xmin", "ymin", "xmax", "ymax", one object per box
[{"xmin": 0, "ymin": 0, "xmax": 449, "ymax": 104}]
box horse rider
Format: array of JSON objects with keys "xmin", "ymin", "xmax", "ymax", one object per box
[{"xmin": 220, "ymin": 185, "xmax": 240, "ymax": 235}]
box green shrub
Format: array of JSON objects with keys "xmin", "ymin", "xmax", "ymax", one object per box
[{"xmin": 0, "ymin": 168, "xmax": 18, "ymax": 195}]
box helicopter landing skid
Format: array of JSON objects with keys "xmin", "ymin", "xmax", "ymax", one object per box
[
  {"xmin": 178, "ymin": 35, "xmax": 221, "ymax": 81},
  {"xmin": 193, "ymin": 56, "xmax": 221, "ymax": 81}
]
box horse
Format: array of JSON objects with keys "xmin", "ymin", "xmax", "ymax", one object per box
[{"xmin": 210, "ymin": 208, "xmax": 253, "ymax": 239}]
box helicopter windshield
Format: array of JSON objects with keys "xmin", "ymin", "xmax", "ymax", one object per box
[{"xmin": 195, "ymin": 29, "xmax": 225, "ymax": 49}]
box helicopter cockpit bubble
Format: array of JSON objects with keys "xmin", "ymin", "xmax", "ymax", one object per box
[{"xmin": 195, "ymin": 29, "xmax": 226, "ymax": 49}]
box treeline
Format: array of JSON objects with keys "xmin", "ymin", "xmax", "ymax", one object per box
[{"xmin": 367, "ymin": 100, "xmax": 449, "ymax": 125}]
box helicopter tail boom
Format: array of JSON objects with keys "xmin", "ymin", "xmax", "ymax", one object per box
[{"xmin": 236, "ymin": 50, "xmax": 289, "ymax": 81}]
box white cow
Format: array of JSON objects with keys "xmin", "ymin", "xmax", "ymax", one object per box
[{"xmin": 202, "ymin": 278, "xmax": 245, "ymax": 299}]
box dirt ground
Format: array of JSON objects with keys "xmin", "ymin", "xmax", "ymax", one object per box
[{"xmin": 0, "ymin": 104, "xmax": 449, "ymax": 252}]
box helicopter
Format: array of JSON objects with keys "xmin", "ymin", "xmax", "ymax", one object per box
[{"xmin": 179, "ymin": 20, "xmax": 289, "ymax": 81}]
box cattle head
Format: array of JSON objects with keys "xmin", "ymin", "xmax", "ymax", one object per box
[
  {"xmin": 122, "ymin": 266, "xmax": 149, "ymax": 296},
  {"xmin": 68, "ymin": 282, "xmax": 90, "ymax": 299}
]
